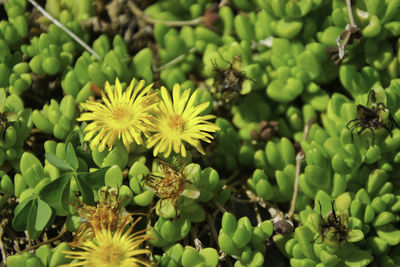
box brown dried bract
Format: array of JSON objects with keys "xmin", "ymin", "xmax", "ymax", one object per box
[
  {"xmin": 326, "ymin": 25, "xmax": 362, "ymax": 66},
  {"xmin": 251, "ymin": 120, "xmax": 279, "ymax": 142},
  {"xmin": 143, "ymin": 160, "xmax": 198, "ymax": 218},
  {"xmin": 202, "ymin": 3, "xmax": 220, "ymax": 31},
  {"xmin": 71, "ymin": 187, "xmax": 129, "ymax": 245},
  {"xmin": 144, "ymin": 161, "xmax": 186, "ymax": 208},
  {"xmin": 273, "ymin": 216, "xmax": 293, "ymax": 234}
]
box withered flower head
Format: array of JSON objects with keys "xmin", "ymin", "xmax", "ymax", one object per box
[
  {"xmin": 273, "ymin": 215, "xmax": 294, "ymax": 235},
  {"xmin": 251, "ymin": 120, "xmax": 279, "ymax": 142},
  {"xmin": 71, "ymin": 187, "xmax": 129, "ymax": 245},
  {"xmin": 144, "ymin": 160, "xmax": 199, "ymax": 217},
  {"xmin": 326, "ymin": 24, "xmax": 362, "ymax": 66}
]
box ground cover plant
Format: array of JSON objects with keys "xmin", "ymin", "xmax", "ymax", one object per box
[{"xmin": 1, "ymin": 0, "xmax": 400, "ymax": 266}]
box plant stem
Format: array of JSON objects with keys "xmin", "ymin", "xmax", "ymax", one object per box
[
  {"xmin": 17, "ymin": 224, "xmax": 67, "ymax": 254},
  {"xmin": 206, "ymin": 211, "xmax": 219, "ymax": 245},
  {"xmin": 212, "ymin": 199, "xmax": 227, "ymax": 213},
  {"xmin": 0, "ymin": 226, "xmax": 6, "ymax": 265},
  {"xmin": 229, "ymin": 196, "xmax": 257, "ymax": 203},
  {"xmin": 219, "ymin": 0, "xmax": 230, "ymax": 7},
  {"xmin": 226, "ymin": 169, "xmax": 240, "ymax": 184},
  {"xmin": 253, "ymin": 203, "xmax": 262, "ymax": 225},
  {"xmin": 345, "ymin": 0, "xmax": 356, "ymax": 27},
  {"xmin": 287, "ymin": 118, "xmax": 314, "ymax": 219},
  {"xmin": 287, "ymin": 152, "xmax": 304, "ymax": 219},
  {"xmin": 153, "ymin": 47, "xmax": 196, "ymax": 72},
  {"xmin": 243, "ymin": 187, "xmax": 281, "ymax": 217},
  {"xmin": 127, "ymin": 1, "xmax": 203, "ymax": 27},
  {"xmin": 28, "ymin": 0, "xmax": 101, "ymax": 60}
]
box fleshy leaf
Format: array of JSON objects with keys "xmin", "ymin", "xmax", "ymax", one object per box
[
  {"xmin": 81, "ymin": 167, "xmax": 109, "ymax": 190},
  {"xmin": 182, "ymin": 183, "xmax": 200, "ymax": 199},
  {"xmin": 12, "ymin": 197, "xmax": 33, "ymax": 231},
  {"xmin": 75, "ymin": 175, "xmax": 94, "ymax": 205},
  {"xmin": 39, "ymin": 173, "xmax": 71, "ymax": 213},
  {"xmin": 65, "ymin": 143, "xmax": 78, "ymax": 170},
  {"xmin": 35, "ymin": 198, "xmax": 52, "ymax": 231},
  {"xmin": 45, "ymin": 153, "xmax": 74, "ymax": 172}
]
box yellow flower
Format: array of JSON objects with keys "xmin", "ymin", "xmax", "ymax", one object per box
[
  {"xmin": 77, "ymin": 78, "xmax": 158, "ymax": 152},
  {"xmin": 63, "ymin": 217, "xmax": 153, "ymax": 267},
  {"xmin": 146, "ymin": 84, "xmax": 220, "ymax": 157}
]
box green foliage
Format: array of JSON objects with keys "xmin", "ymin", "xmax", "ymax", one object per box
[
  {"xmin": 155, "ymin": 243, "xmax": 219, "ymax": 267},
  {"xmin": 31, "ymin": 95, "xmax": 77, "ymax": 139},
  {"xmin": 218, "ymin": 212, "xmax": 273, "ymax": 267},
  {"xmin": 2, "ymin": 0, "xmax": 400, "ymax": 265}
]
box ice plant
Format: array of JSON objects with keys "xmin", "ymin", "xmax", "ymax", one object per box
[
  {"xmin": 146, "ymin": 84, "xmax": 220, "ymax": 157},
  {"xmin": 63, "ymin": 217, "xmax": 153, "ymax": 267},
  {"xmin": 77, "ymin": 78, "xmax": 159, "ymax": 152}
]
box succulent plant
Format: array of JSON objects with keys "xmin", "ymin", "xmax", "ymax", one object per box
[{"xmin": 2, "ymin": 0, "xmax": 400, "ymax": 266}]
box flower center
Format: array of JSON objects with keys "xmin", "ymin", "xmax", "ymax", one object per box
[
  {"xmin": 99, "ymin": 243, "xmax": 125, "ymax": 264},
  {"xmin": 168, "ymin": 114, "xmax": 183, "ymax": 131},
  {"xmin": 111, "ymin": 106, "xmax": 131, "ymax": 123}
]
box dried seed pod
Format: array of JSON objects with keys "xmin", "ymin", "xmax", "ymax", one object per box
[{"xmin": 273, "ymin": 215, "xmax": 293, "ymax": 234}]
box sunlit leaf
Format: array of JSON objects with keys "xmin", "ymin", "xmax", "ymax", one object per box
[
  {"xmin": 182, "ymin": 183, "xmax": 200, "ymax": 199},
  {"xmin": 75, "ymin": 175, "xmax": 94, "ymax": 205},
  {"xmin": 65, "ymin": 143, "xmax": 79, "ymax": 170},
  {"xmin": 35, "ymin": 199, "xmax": 53, "ymax": 231},
  {"xmin": 39, "ymin": 173, "xmax": 71, "ymax": 212},
  {"xmin": 79, "ymin": 166, "xmax": 109, "ymax": 190},
  {"xmin": 12, "ymin": 197, "xmax": 33, "ymax": 231},
  {"xmin": 0, "ymin": 88, "xmax": 5, "ymax": 113},
  {"xmin": 45, "ymin": 153, "xmax": 74, "ymax": 172}
]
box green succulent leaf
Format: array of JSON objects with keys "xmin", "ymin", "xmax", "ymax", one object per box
[
  {"xmin": 45, "ymin": 153, "xmax": 74, "ymax": 172},
  {"xmin": 39, "ymin": 173, "xmax": 71, "ymax": 214},
  {"xmin": 12, "ymin": 196, "xmax": 33, "ymax": 231},
  {"xmin": 35, "ymin": 198, "xmax": 52, "ymax": 231}
]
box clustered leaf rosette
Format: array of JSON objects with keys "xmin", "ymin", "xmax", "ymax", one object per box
[
  {"xmin": 154, "ymin": 243, "xmax": 219, "ymax": 267},
  {"xmin": 249, "ymin": 137, "xmax": 296, "ymax": 203},
  {"xmin": 212, "ymin": 118, "xmax": 241, "ymax": 172},
  {"xmin": 231, "ymin": 93, "xmax": 271, "ymax": 141},
  {"xmin": 1, "ymin": 0, "xmax": 28, "ymax": 46},
  {"xmin": 330, "ymin": 1, "xmax": 400, "ymax": 76},
  {"xmin": 7, "ymin": 242, "xmax": 73, "ymax": 267},
  {"xmin": 274, "ymin": 191, "xmax": 374, "ymax": 267},
  {"xmin": 63, "ymin": 35, "xmax": 134, "ymax": 100},
  {"xmin": 31, "ymin": 95, "xmax": 77, "ymax": 140},
  {"xmin": 0, "ymin": 89, "xmax": 32, "ymax": 170},
  {"xmin": 218, "ymin": 212, "xmax": 274, "ymax": 267},
  {"xmin": 152, "ymin": 18, "xmax": 226, "ymax": 89},
  {"xmin": 147, "ymin": 216, "xmax": 191, "ymax": 248},
  {"xmin": 295, "ymin": 86, "xmax": 399, "ymax": 199}
]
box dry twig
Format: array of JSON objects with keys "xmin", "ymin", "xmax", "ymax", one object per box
[
  {"xmin": 28, "ymin": 0, "xmax": 101, "ymax": 59},
  {"xmin": 287, "ymin": 118, "xmax": 314, "ymax": 219},
  {"xmin": 17, "ymin": 224, "xmax": 67, "ymax": 254}
]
